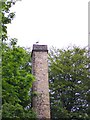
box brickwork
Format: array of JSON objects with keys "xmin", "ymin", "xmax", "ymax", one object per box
[{"xmin": 32, "ymin": 44, "xmax": 50, "ymax": 119}]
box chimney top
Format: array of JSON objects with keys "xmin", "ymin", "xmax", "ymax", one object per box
[
  {"xmin": 32, "ymin": 44, "xmax": 48, "ymax": 52},
  {"xmin": 31, "ymin": 44, "xmax": 48, "ymax": 57}
]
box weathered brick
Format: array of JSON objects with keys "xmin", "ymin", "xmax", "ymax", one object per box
[{"xmin": 32, "ymin": 44, "xmax": 50, "ymax": 119}]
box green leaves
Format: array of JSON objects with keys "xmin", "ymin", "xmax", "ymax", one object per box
[
  {"xmin": 2, "ymin": 39, "xmax": 36, "ymax": 118},
  {"xmin": 2, "ymin": 102, "xmax": 36, "ymax": 119},
  {"xmin": 1, "ymin": 0, "xmax": 36, "ymax": 118},
  {"xmin": 1, "ymin": 0, "xmax": 16, "ymax": 41},
  {"xmin": 49, "ymin": 46, "xmax": 90, "ymax": 119}
]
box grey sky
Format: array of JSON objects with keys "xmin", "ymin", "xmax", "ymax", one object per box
[{"xmin": 7, "ymin": 0, "xmax": 89, "ymax": 49}]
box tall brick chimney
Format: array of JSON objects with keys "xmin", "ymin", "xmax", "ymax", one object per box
[{"xmin": 31, "ymin": 44, "xmax": 50, "ymax": 119}]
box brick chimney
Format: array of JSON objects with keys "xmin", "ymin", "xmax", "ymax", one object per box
[{"xmin": 31, "ymin": 44, "xmax": 50, "ymax": 119}]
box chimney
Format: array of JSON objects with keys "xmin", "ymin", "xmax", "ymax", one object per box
[{"xmin": 31, "ymin": 44, "xmax": 50, "ymax": 119}]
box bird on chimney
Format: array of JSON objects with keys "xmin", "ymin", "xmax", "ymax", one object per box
[{"xmin": 36, "ymin": 41, "xmax": 39, "ymax": 44}]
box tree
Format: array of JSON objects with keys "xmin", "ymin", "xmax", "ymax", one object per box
[
  {"xmin": 0, "ymin": 0, "xmax": 17, "ymax": 118},
  {"xmin": 49, "ymin": 46, "xmax": 90, "ymax": 120},
  {"xmin": 2, "ymin": 39, "xmax": 36, "ymax": 119},
  {"xmin": 1, "ymin": 0, "xmax": 36, "ymax": 118},
  {"xmin": 1, "ymin": 0, "xmax": 16, "ymax": 41}
]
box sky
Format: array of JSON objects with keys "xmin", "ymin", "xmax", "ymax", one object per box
[{"xmin": 7, "ymin": 0, "xmax": 89, "ymax": 49}]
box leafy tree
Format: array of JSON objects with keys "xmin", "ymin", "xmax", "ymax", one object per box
[
  {"xmin": 2, "ymin": 39, "xmax": 36, "ymax": 119},
  {"xmin": 1, "ymin": 0, "xmax": 16, "ymax": 41},
  {"xmin": 0, "ymin": 0, "xmax": 17, "ymax": 118},
  {"xmin": 1, "ymin": 0, "xmax": 36, "ymax": 118},
  {"xmin": 49, "ymin": 46, "xmax": 90, "ymax": 120}
]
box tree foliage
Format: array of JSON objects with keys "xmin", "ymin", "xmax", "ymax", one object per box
[
  {"xmin": 1, "ymin": 0, "xmax": 16, "ymax": 41},
  {"xmin": 1, "ymin": 0, "xmax": 36, "ymax": 118},
  {"xmin": 0, "ymin": 0, "xmax": 16, "ymax": 119},
  {"xmin": 2, "ymin": 39, "xmax": 36, "ymax": 119},
  {"xmin": 49, "ymin": 47, "xmax": 90, "ymax": 120}
]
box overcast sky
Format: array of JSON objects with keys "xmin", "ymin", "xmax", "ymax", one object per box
[{"xmin": 7, "ymin": 0, "xmax": 89, "ymax": 49}]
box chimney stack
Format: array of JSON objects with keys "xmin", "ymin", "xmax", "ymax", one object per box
[{"xmin": 31, "ymin": 44, "xmax": 50, "ymax": 119}]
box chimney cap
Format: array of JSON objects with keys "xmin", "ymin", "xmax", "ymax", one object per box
[
  {"xmin": 32, "ymin": 44, "xmax": 48, "ymax": 51},
  {"xmin": 31, "ymin": 44, "xmax": 48, "ymax": 57}
]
